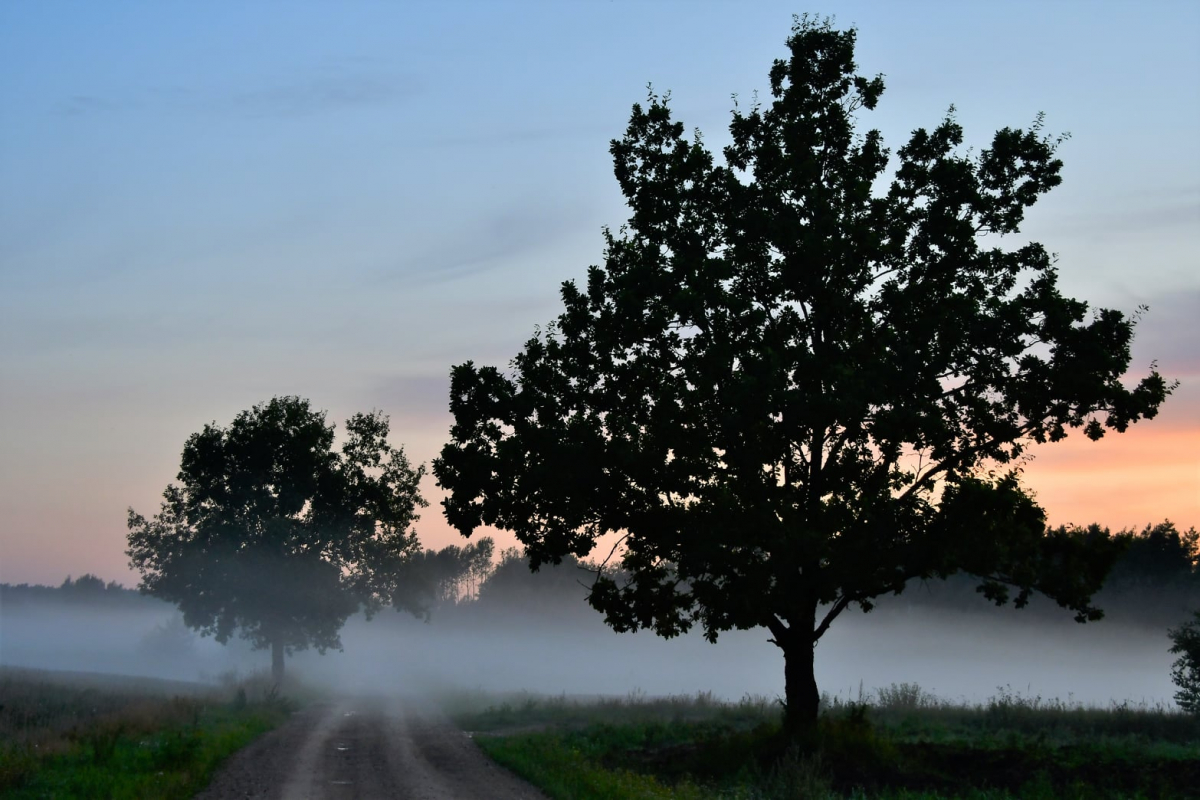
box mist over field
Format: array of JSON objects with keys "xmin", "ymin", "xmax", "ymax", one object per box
[
  {"xmin": 301, "ymin": 604, "xmax": 1181, "ymax": 707},
  {"xmin": 0, "ymin": 599, "xmax": 257, "ymax": 682},
  {"xmin": 0, "ymin": 578, "xmax": 1181, "ymax": 708}
]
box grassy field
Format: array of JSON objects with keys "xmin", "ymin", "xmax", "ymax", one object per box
[
  {"xmin": 0, "ymin": 666, "xmax": 294, "ymax": 799},
  {"xmin": 450, "ymin": 685, "xmax": 1200, "ymax": 799}
]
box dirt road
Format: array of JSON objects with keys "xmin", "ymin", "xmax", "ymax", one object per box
[{"xmin": 195, "ymin": 696, "xmax": 547, "ymax": 799}]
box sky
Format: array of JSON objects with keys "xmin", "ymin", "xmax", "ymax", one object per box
[{"xmin": 1, "ymin": 1, "xmax": 1197, "ymax": 587}]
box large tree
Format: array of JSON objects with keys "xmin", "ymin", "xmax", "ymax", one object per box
[
  {"xmin": 433, "ymin": 18, "xmax": 1171, "ymax": 739},
  {"xmin": 128, "ymin": 396, "xmax": 426, "ymax": 683}
]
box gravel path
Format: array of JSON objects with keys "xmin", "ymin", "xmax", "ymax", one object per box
[{"xmin": 195, "ymin": 696, "xmax": 547, "ymax": 799}]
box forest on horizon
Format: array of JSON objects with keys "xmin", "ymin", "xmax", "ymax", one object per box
[{"xmin": 5, "ymin": 519, "xmax": 1196, "ymax": 632}]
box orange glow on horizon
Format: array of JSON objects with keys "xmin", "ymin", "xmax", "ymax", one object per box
[
  {"xmin": 1022, "ymin": 424, "xmax": 1199, "ymax": 532},
  {"xmin": 1, "ymin": 413, "xmax": 1194, "ymax": 588}
]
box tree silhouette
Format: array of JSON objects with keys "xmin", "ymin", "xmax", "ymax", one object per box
[
  {"xmin": 433, "ymin": 17, "xmax": 1171, "ymax": 739},
  {"xmin": 127, "ymin": 396, "xmax": 426, "ymax": 683},
  {"xmin": 1169, "ymin": 611, "xmax": 1200, "ymax": 714}
]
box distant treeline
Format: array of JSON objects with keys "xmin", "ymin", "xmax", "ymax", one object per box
[
  {"xmin": 884, "ymin": 522, "xmax": 1199, "ymax": 627},
  {"xmin": 395, "ymin": 522, "xmax": 1200, "ymax": 628},
  {"xmin": 0, "ymin": 544, "xmax": 598, "ymax": 621},
  {"xmin": 5, "ymin": 522, "xmax": 1195, "ymax": 628},
  {"xmin": 0, "ymin": 574, "xmax": 162, "ymax": 610},
  {"xmin": 392, "ymin": 540, "xmax": 597, "ymax": 622}
]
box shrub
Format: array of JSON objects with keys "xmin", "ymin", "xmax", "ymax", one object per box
[
  {"xmin": 1168, "ymin": 610, "xmax": 1200, "ymax": 714},
  {"xmin": 875, "ymin": 682, "xmax": 941, "ymax": 712}
]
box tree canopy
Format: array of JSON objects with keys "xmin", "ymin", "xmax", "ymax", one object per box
[
  {"xmin": 127, "ymin": 396, "xmax": 426, "ymax": 682},
  {"xmin": 433, "ymin": 17, "xmax": 1171, "ymax": 738}
]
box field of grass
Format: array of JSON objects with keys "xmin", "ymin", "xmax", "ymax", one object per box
[
  {"xmin": 450, "ymin": 685, "xmax": 1200, "ymax": 799},
  {"xmin": 0, "ymin": 666, "xmax": 294, "ymax": 799}
]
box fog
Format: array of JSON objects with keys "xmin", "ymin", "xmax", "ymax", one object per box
[
  {"xmin": 0, "ymin": 603, "xmax": 261, "ymax": 682},
  {"xmin": 299, "ymin": 606, "xmax": 1179, "ymax": 707},
  {"xmin": 0, "ymin": 594, "xmax": 1180, "ymax": 709}
]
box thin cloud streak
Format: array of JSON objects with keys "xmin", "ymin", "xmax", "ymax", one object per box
[
  {"xmin": 1046, "ymin": 188, "xmax": 1200, "ymax": 239},
  {"xmin": 49, "ymin": 73, "xmax": 418, "ymax": 119},
  {"xmin": 377, "ymin": 204, "xmax": 594, "ymax": 287},
  {"xmin": 230, "ymin": 73, "xmax": 419, "ymax": 118},
  {"xmin": 410, "ymin": 122, "xmax": 611, "ymax": 149}
]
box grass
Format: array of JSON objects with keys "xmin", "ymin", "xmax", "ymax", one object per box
[
  {"xmin": 450, "ymin": 688, "xmax": 777, "ymax": 733},
  {"xmin": 451, "ymin": 685, "xmax": 1200, "ymax": 799},
  {"xmin": 0, "ymin": 666, "xmax": 295, "ymax": 799}
]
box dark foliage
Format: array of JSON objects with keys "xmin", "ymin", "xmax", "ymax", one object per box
[
  {"xmin": 1169, "ymin": 611, "xmax": 1200, "ymax": 714},
  {"xmin": 1111, "ymin": 522, "xmax": 1199, "ymax": 587},
  {"xmin": 433, "ymin": 17, "xmax": 1170, "ymax": 737},
  {"xmin": 126, "ymin": 396, "xmax": 426, "ymax": 681}
]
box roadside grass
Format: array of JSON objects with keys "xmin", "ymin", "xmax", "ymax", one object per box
[
  {"xmin": 450, "ymin": 688, "xmax": 777, "ymax": 733},
  {"xmin": 451, "ymin": 685, "xmax": 1200, "ymax": 799},
  {"xmin": 0, "ymin": 666, "xmax": 295, "ymax": 799}
]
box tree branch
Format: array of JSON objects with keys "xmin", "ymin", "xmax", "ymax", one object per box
[
  {"xmin": 765, "ymin": 613, "xmax": 790, "ymax": 647},
  {"xmin": 813, "ymin": 594, "xmax": 853, "ymax": 642},
  {"xmin": 895, "ymin": 419, "xmax": 1040, "ymax": 502}
]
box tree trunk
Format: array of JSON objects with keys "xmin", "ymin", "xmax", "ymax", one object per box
[
  {"xmin": 271, "ymin": 637, "xmax": 285, "ymax": 685},
  {"xmin": 782, "ymin": 639, "xmax": 820, "ymax": 746},
  {"xmin": 770, "ymin": 602, "xmax": 820, "ymax": 747}
]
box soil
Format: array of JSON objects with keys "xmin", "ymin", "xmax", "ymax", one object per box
[{"xmin": 195, "ymin": 695, "xmax": 548, "ymax": 799}]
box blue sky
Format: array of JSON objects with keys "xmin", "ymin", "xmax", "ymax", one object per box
[{"xmin": 1, "ymin": 1, "xmax": 1197, "ymax": 585}]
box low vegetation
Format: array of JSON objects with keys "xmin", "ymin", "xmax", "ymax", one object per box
[
  {"xmin": 0, "ymin": 667, "xmax": 294, "ymax": 799},
  {"xmin": 452, "ymin": 685, "xmax": 1200, "ymax": 799}
]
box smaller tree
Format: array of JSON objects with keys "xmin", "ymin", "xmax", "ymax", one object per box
[
  {"xmin": 127, "ymin": 396, "xmax": 426, "ymax": 683},
  {"xmin": 1169, "ymin": 610, "xmax": 1200, "ymax": 714}
]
